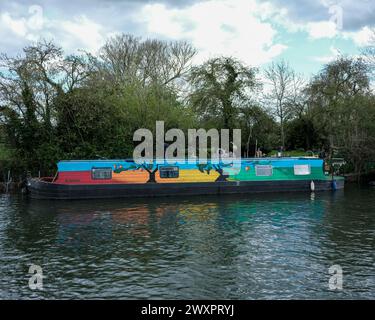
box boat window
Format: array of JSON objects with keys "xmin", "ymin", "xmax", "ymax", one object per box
[
  {"xmin": 294, "ymin": 164, "xmax": 311, "ymax": 175},
  {"xmin": 159, "ymin": 166, "xmax": 179, "ymax": 178},
  {"xmin": 92, "ymin": 167, "xmax": 112, "ymax": 180},
  {"xmin": 255, "ymin": 165, "xmax": 273, "ymax": 176}
]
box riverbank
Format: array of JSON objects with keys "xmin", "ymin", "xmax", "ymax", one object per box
[
  {"xmin": 0, "ymin": 182, "xmax": 20, "ymax": 193},
  {"xmin": 344, "ymin": 170, "xmax": 375, "ymax": 184}
]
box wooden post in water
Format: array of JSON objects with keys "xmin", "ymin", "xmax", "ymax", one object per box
[{"xmin": 5, "ymin": 170, "xmax": 10, "ymax": 193}]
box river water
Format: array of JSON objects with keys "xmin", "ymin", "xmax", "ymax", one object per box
[{"xmin": 0, "ymin": 185, "xmax": 374, "ymax": 299}]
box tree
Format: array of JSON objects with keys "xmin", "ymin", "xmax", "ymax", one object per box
[
  {"xmin": 338, "ymin": 94, "xmax": 375, "ymax": 178},
  {"xmin": 305, "ymin": 56, "xmax": 374, "ymax": 178},
  {"xmin": 0, "ymin": 41, "xmax": 90, "ymax": 171},
  {"xmin": 306, "ymin": 57, "xmax": 369, "ymax": 149},
  {"xmin": 285, "ymin": 116, "xmax": 320, "ymax": 151},
  {"xmin": 264, "ymin": 60, "xmax": 304, "ymax": 150},
  {"xmin": 188, "ymin": 57, "xmax": 259, "ymax": 130},
  {"xmin": 239, "ymin": 104, "xmax": 279, "ymax": 157},
  {"xmin": 89, "ymin": 34, "xmax": 196, "ymax": 90}
]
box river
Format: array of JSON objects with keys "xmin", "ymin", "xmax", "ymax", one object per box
[{"xmin": 0, "ymin": 185, "xmax": 374, "ymax": 299}]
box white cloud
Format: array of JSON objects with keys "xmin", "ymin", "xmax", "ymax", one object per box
[
  {"xmin": 266, "ymin": 11, "xmax": 341, "ymax": 40},
  {"xmin": 136, "ymin": 0, "xmax": 288, "ymax": 66},
  {"xmin": 306, "ymin": 21, "xmax": 338, "ymax": 39},
  {"xmin": 59, "ymin": 16, "xmax": 105, "ymax": 53},
  {"xmin": 0, "ymin": 12, "xmax": 28, "ymax": 37},
  {"xmin": 344, "ymin": 26, "xmax": 374, "ymax": 47},
  {"xmin": 0, "ymin": 7, "xmax": 108, "ymax": 55},
  {"xmin": 0, "ymin": 5, "xmax": 44, "ymax": 42}
]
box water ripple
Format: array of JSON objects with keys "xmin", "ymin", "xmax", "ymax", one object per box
[{"xmin": 0, "ymin": 186, "xmax": 374, "ymax": 299}]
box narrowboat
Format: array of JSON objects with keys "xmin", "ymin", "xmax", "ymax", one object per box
[{"xmin": 27, "ymin": 157, "xmax": 344, "ymax": 200}]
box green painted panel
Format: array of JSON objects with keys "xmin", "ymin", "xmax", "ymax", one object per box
[{"xmin": 226, "ymin": 166, "xmax": 330, "ymax": 181}]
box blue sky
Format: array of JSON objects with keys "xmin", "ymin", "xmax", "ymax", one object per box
[{"xmin": 0, "ymin": 0, "xmax": 373, "ymax": 77}]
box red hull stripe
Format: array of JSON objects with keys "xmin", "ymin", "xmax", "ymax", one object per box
[{"xmin": 56, "ymin": 171, "xmax": 116, "ymax": 185}]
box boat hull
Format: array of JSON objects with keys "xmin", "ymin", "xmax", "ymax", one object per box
[{"xmin": 27, "ymin": 178, "xmax": 344, "ymax": 200}]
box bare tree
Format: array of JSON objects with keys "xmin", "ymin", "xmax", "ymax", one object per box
[
  {"xmin": 264, "ymin": 60, "xmax": 300, "ymax": 149},
  {"xmin": 93, "ymin": 34, "xmax": 196, "ymax": 89},
  {"xmin": 96, "ymin": 34, "xmax": 142, "ymax": 85},
  {"xmin": 287, "ymin": 72, "xmax": 307, "ymax": 119}
]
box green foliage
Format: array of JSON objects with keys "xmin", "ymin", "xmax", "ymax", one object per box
[
  {"xmin": 267, "ymin": 150, "xmax": 314, "ymax": 157},
  {"xmin": 285, "ymin": 117, "xmax": 322, "ymax": 151},
  {"xmin": 188, "ymin": 56, "xmax": 259, "ymax": 130},
  {"xmin": 239, "ymin": 104, "xmax": 279, "ymax": 156},
  {"xmin": 116, "ymin": 81, "xmax": 197, "ymax": 134},
  {"xmin": 305, "ymin": 56, "xmax": 375, "ymax": 176},
  {"xmin": 0, "ymin": 144, "xmax": 11, "ymax": 161}
]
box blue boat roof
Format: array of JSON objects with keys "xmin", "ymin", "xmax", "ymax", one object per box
[
  {"xmin": 57, "ymin": 157, "xmax": 324, "ymax": 172},
  {"xmin": 58, "ymin": 157, "xmax": 322, "ymax": 162}
]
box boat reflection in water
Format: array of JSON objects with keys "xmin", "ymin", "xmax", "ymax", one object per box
[{"xmin": 27, "ymin": 192, "xmax": 332, "ymax": 259}]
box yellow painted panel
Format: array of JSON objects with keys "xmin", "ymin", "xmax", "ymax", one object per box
[{"xmin": 155, "ymin": 169, "xmax": 219, "ymax": 183}]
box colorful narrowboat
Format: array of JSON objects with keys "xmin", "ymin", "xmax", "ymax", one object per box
[{"xmin": 26, "ymin": 157, "xmax": 344, "ymax": 199}]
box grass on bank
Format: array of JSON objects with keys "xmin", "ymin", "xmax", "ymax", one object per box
[{"xmin": 267, "ymin": 149, "xmax": 317, "ymax": 157}]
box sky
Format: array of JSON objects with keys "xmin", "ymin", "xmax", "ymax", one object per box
[{"xmin": 0, "ymin": 0, "xmax": 374, "ymax": 76}]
